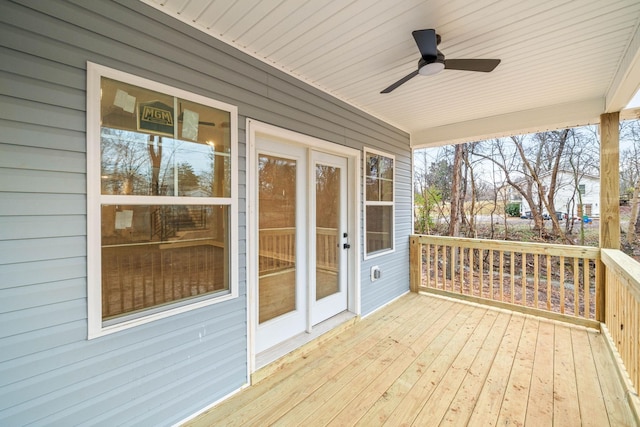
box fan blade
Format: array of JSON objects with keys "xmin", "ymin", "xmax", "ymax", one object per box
[
  {"xmin": 412, "ymin": 29, "xmax": 438, "ymax": 58},
  {"xmin": 444, "ymin": 58, "xmax": 501, "ymax": 72},
  {"xmin": 380, "ymin": 69, "xmax": 420, "ymax": 93}
]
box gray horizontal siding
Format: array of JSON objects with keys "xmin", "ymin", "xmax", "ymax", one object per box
[
  {"xmin": 0, "ymin": 278, "xmax": 85, "ymax": 314},
  {"xmin": 0, "ymin": 193, "xmax": 85, "ymax": 215},
  {"xmin": 0, "ymin": 119, "xmax": 86, "ymax": 152},
  {"xmin": 0, "ymin": 215, "xmax": 86, "ymax": 240},
  {"xmin": 0, "ymin": 168, "xmax": 85, "ymax": 193},
  {"xmin": 0, "ymin": 258, "xmax": 87, "ymax": 289},
  {"xmin": 0, "ymin": 236, "xmax": 87, "ymax": 264},
  {"xmin": 0, "ymin": 0, "xmax": 410, "ymax": 425},
  {"xmin": 0, "ymin": 144, "xmax": 85, "ymax": 173}
]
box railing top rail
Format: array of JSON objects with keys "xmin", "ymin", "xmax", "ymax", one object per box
[
  {"xmin": 410, "ymin": 234, "xmax": 600, "ymax": 259},
  {"xmin": 601, "ymin": 248, "xmax": 640, "ymax": 300},
  {"xmin": 259, "ymin": 227, "xmax": 296, "ymax": 233}
]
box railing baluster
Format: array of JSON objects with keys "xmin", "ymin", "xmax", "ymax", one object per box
[
  {"xmin": 584, "ymin": 259, "xmax": 590, "ymax": 318},
  {"xmin": 442, "ymin": 245, "xmax": 451, "ymax": 291},
  {"xmin": 469, "ymin": 248, "xmax": 474, "ymax": 296},
  {"xmin": 489, "ymin": 249, "xmax": 494, "ymax": 300},
  {"xmin": 559, "ymin": 256, "xmax": 565, "ymax": 314},
  {"xmin": 510, "ymin": 251, "xmax": 515, "ymax": 304},
  {"xmin": 433, "ymin": 245, "xmax": 440, "ymax": 288},
  {"xmin": 479, "ymin": 248, "xmax": 484, "ymax": 298},
  {"xmin": 574, "ymin": 257, "xmax": 580, "ymax": 316},
  {"xmin": 450, "ymin": 246, "xmax": 456, "ymax": 292},
  {"xmin": 425, "ymin": 243, "xmax": 431, "ymax": 288},
  {"xmin": 534, "ymin": 254, "xmax": 539, "ymax": 309},
  {"xmin": 499, "ymin": 250, "xmax": 504, "ymax": 302},
  {"xmin": 546, "ymin": 255, "xmax": 552, "ymax": 311},
  {"xmin": 459, "ymin": 247, "xmax": 464, "ymax": 294},
  {"xmin": 521, "ymin": 253, "xmax": 527, "ymax": 306}
]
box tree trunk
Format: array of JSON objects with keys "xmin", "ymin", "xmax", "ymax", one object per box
[
  {"xmin": 148, "ymin": 135, "xmax": 163, "ymax": 196},
  {"xmin": 627, "ymin": 179, "xmax": 640, "ymax": 244},
  {"xmin": 449, "ymin": 144, "xmax": 463, "ymax": 237}
]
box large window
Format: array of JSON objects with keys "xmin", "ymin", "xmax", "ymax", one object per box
[
  {"xmin": 364, "ymin": 149, "xmax": 395, "ymax": 257},
  {"xmin": 87, "ymin": 63, "xmax": 237, "ymax": 337}
]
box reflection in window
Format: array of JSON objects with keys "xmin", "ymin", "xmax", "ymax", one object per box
[
  {"xmin": 95, "ymin": 75, "xmax": 235, "ymax": 325},
  {"xmin": 258, "ymin": 154, "xmax": 297, "ymax": 323}
]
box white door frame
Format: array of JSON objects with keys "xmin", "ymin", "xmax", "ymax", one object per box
[{"xmin": 246, "ymin": 119, "xmax": 361, "ymax": 376}]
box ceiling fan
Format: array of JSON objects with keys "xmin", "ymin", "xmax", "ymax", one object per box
[{"xmin": 381, "ymin": 29, "xmax": 501, "ymax": 94}]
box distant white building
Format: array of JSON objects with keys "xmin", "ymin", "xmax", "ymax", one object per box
[{"xmin": 518, "ymin": 171, "xmax": 600, "ymax": 219}]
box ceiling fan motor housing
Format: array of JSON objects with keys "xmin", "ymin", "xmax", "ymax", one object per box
[{"xmin": 418, "ymin": 51, "xmax": 445, "ymax": 76}]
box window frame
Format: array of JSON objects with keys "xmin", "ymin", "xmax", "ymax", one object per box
[
  {"xmin": 86, "ymin": 62, "xmax": 238, "ymax": 338},
  {"xmin": 363, "ymin": 147, "xmax": 395, "ymax": 259}
]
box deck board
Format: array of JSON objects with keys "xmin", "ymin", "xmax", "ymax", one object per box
[
  {"xmin": 525, "ymin": 320, "xmax": 555, "ymax": 424},
  {"xmin": 497, "ymin": 317, "xmax": 538, "ymax": 425},
  {"xmin": 185, "ymin": 293, "xmax": 634, "ymax": 427}
]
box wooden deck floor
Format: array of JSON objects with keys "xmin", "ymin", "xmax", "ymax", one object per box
[{"xmin": 186, "ymin": 293, "xmax": 635, "ymax": 426}]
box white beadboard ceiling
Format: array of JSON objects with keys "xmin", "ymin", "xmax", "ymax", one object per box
[{"xmin": 142, "ymin": 0, "xmax": 640, "ymax": 147}]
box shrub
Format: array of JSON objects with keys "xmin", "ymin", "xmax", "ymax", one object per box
[{"xmin": 505, "ymin": 203, "xmax": 521, "ymax": 217}]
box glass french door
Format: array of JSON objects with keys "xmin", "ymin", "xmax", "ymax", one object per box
[
  {"xmin": 311, "ymin": 151, "xmax": 348, "ymax": 325},
  {"xmin": 255, "ymin": 138, "xmax": 349, "ymax": 353},
  {"xmin": 255, "ymin": 142, "xmax": 307, "ymax": 353}
]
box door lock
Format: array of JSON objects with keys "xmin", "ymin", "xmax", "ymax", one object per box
[{"xmin": 343, "ymin": 243, "xmax": 351, "ymax": 249}]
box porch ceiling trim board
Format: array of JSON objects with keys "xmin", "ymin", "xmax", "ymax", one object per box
[
  {"xmin": 410, "ymin": 97, "xmax": 604, "ymax": 148},
  {"xmin": 606, "ymin": 18, "xmax": 640, "ymax": 113}
]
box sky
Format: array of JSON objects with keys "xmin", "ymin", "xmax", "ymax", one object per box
[{"xmin": 627, "ymin": 89, "xmax": 640, "ymax": 109}]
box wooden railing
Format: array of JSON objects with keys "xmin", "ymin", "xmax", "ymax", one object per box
[
  {"xmin": 410, "ymin": 235, "xmax": 602, "ymax": 325},
  {"xmin": 259, "ymin": 227, "xmax": 338, "ymax": 274},
  {"xmin": 601, "ymin": 249, "xmax": 640, "ymax": 395},
  {"xmin": 102, "ymin": 239, "xmax": 226, "ymax": 319}
]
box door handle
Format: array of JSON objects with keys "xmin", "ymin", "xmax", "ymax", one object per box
[{"xmin": 343, "ymin": 243, "xmax": 351, "ymax": 249}]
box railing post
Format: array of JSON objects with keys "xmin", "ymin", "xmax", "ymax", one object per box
[{"xmin": 410, "ymin": 236, "xmax": 421, "ymax": 293}]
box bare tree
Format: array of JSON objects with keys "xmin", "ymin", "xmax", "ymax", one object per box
[
  {"xmin": 473, "ymin": 136, "xmax": 546, "ymax": 238},
  {"xmin": 521, "ymin": 130, "xmax": 568, "ymax": 240},
  {"xmin": 621, "ymin": 120, "xmax": 640, "ymax": 244}
]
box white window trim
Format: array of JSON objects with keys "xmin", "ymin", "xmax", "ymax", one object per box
[
  {"xmin": 86, "ymin": 62, "xmax": 238, "ymax": 339},
  {"xmin": 363, "ymin": 147, "xmax": 395, "ymax": 260}
]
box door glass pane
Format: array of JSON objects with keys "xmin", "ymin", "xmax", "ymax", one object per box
[
  {"xmin": 316, "ymin": 164, "xmax": 340, "ymax": 300},
  {"xmin": 258, "ymin": 155, "xmax": 297, "ymax": 323}
]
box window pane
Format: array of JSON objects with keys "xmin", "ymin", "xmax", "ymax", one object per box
[
  {"xmin": 379, "ymin": 156, "xmax": 394, "ymax": 180},
  {"xmin": 366, "ymin": 177, "xmax": 379, "ymax": 201},
  {"xmin": 101, "ymin": 204, "xmax": 229, "ymax": 320},
  {"xmin": 177, "ymin": 98, "xmax": 231, "ymax": 197},
  {"xmin": 366, "ymin": 205, "xmax": 393, "ymax": 254},
  {"xmin": 100, "ymin": 129, "xmax": 153, "ymax": 195},
  {"xmin": 380, "ymin": 178, "xmax": 393, "ymax": 201},
  {"xmin": 100, "ymin": 78, "xmax": 231, "ymax": 197},
  {"xmin": 366, "ymin": 153, "xmax": 379, "ymax": 178},
  {"xmin": 101, "ymin": 77, "xmax": 173, "ymax": 134}
]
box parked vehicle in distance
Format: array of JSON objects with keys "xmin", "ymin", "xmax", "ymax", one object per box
[
  {"xmin": 520, "ymin": 211, "xmax": 566, "ymax": 220},
  {"xmin": 555, "ymin": 211, "xmax": 567, "ymax": 220}
]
